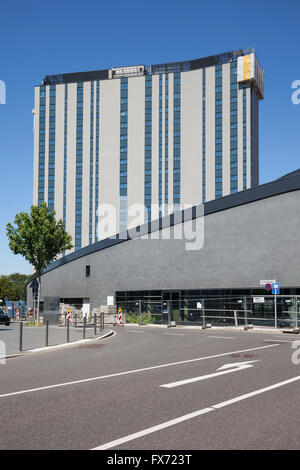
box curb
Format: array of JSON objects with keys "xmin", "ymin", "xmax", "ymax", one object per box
[
  {"xmin": 3, "ymin": 330, "xmax": 114, "ymax": 360},
  {"xmin": 122, "ymin": 323, "xmax": 298, "ymax": 335}
]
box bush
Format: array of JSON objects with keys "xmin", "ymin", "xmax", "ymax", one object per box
[{"xmin": 125, "ymin": 312, "xmax": 155, "ymax": 324}]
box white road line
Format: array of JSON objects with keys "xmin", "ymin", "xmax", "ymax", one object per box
[
  {"xmin": 0, "ymin": 344, "xmax": 279, "ymax": 399},
  {"xmin": 264, "ymin": 340, "xmax": 294, "ymax": 343},
  {"xmin": 205, "ymin": 336, "xmax": 234, "ymax": 340},
  {"xmin": 92, "ymin": 375, "xmax": 300, "ymax": 450},
  {"xmin": 162, "ymin": 333, "xmax": 185, "ymax": 336},
  {"xmin": 126, "ymin": 330, "xmax": 146, "ymax": 333}
]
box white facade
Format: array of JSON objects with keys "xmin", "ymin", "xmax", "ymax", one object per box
[{"xmin": 33, "ymin": 49, "xmax": 263, "ymax": 253}]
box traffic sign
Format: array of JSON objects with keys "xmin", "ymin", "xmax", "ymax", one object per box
[
  {"xmin": 260, "ymin": 279, "xmax": 276, "ymax": 286},
  {"xmin": 272, "ymin": 283, "xmax": 280, "ymax": 295},
  {"xmin": 265, "ymin": 283, "xmax": 272, "ymax": 291}
]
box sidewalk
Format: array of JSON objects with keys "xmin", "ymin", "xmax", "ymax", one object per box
[{"xmin": 0, "ymin": 323, "xmax": 108, "ymax": 357}]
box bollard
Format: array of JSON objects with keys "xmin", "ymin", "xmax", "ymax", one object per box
[
  {"xmin": 67, "ymin": 317, "xmax": 70, "ymax": 343},
  {"xmin": 19, "ymin": 321, "xmax": 23, "ymax": 352},
  {"xmin": 83, "ymin": 316, "xmax": 86, "ymax": 339},
  {"xmin": 75, "ymin": 313, "xmax": 77, "ymax": 328},
  {"xmin": 45, "ymin": 320, "xmax": 49, "ymax": 347},
  {"xmin": 94, "ymin": 313, "xmax": 97, "ymax": 335},
  {"xmin": 234, "ymin": 310, "xmax": 238, "ymax": 328}
]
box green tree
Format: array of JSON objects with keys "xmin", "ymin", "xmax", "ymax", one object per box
[
  {"xmin": 6, "ymin": 203, "xmax": 72, "ymax": 320},
  {"xmin": 0, "ymin": 273, "xmax": 30, "ymax": 301}
]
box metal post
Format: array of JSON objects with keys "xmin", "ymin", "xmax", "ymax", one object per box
[
  {"xmin": 99, "ymin": 312, "xmax": 102, "ymax": 332},
  {"xmin": 296, "ymin": 297, "xmax": 298, "ymax": 329},
  {"xmin": 167, "ymin": 300, "xmax": 171, "ymax": 326},
  {"xmin": 94, "ymin": 313, "xmax": 97, "ymax": 335},
  {"xmin": 244, "ymin": 296, "xmax": 248, "ymax": 327},
  {"xmin": 139, "ymin": 300, "xmax": 142, "ymax": 325},
  {"xmin": 67, "ymin": 317, "xmax": 70, "ymax": 343},
  {"xmin": 275, "ymin": 292, "xmax": 277, "ymax": 328},
  {"xmin": 234, "ymin": 310, "xmax": 238, "ymax": 327},
  {"xmin": 202, "ymin": 299, "xmax": 205, "ymax": 328},
  {"xmin": 19, "ymin": 321, "xmax": 23, "ymax": 352},
  {"xmin": 83, "ymin": 316, "xmax": 86, "ymax": 339},
  {"xmin": 45, "ymin": 320, "xmax": 49, "ymax": 347}
]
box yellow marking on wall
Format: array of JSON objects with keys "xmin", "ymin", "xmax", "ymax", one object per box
[{"xmin": 243, "ymin": 55, "xmax": 251, "ymax": 81}]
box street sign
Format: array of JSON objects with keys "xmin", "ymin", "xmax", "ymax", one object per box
[
  {"xmin": 253, "ymin": 297, "xmax": 265, "ymax": 303},
  {"xmin": 107, "ymin": 296, "xmax": 114, "ymax": 306},
  {"xmin": 265, "ymin": 283, "xmax": 272, "ymax": 291},
  {"xmin": 260, "ymin": 279, "xmax": 276, "ymax": 286},
  {"xmin": 272, "ymin": 283, "xmax": 280, "ymax": 295}
]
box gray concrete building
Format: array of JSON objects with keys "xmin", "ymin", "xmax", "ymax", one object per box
[
  {"xmin": 28, "ymin": 170, "xmax": 300, "ymax": 325},
  {"xmin": 33, "ymin": 49, "xmax": 264, "ymax": 254}
]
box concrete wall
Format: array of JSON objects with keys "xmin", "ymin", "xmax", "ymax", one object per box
[{"xmin": 30, "ymin": 189, "xmax": 300, "ymax": 309}]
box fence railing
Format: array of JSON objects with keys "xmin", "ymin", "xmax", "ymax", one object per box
[
  {"xmin": 17, "ymin": 312, "xmax": 106, "ymax": 353},
  {"xmin": 114, "ymin": 296, "xmax": 300, "ymax": 329}
]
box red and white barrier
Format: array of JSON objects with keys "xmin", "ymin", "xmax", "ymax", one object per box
[
  {"xmin": 118, "ymin": 307, "xmax": 122, "ymax": 325},
  {"xmin": 67, "ymin": 307, "xmax": 71, "ymax": 323}
]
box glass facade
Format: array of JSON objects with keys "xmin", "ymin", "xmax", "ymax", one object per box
[
  {"xmin": 38, "ymin": 86, "xmax": 46, "ymax": 206},
  {"xmin": 144, "ymin": 76, "xmax": 152, "ymax": 222},
  {"xmin": 75, "ymin": 82, "xmax": 83, "ymax": 250},
  {"xmin": 173, "ymin": 72, "xmax": 181, "ymax": 209},
  {"xmin": 164, "ymin": 74, "xmax": 169, "ymax": 211},
  {"xmin": 95, "ymin": 81, "xmax": 100, "ymax": 242},
  {"xmin": 62, "ymin": 84, "xmax": 68, "ymax": 256},
  {"xmin": 120, "ymin": 78, "xmax": 128, "ymax": 232},
  {"xmin": 215, "ymin": 65, "xmax": 223, "ymax": 198},
  {"xmin": 89, "ymin": 82, "xmax": 94, "ymax": 244},
  {"xmin": 243, "ymin": 85, "xmax": 247, "ymax": 189},
  {"xmin": 202, "ymin": 69, "xmax": 206, "ymax": 203},
  {"xmin": 158, "ymin": 75, "xmax": 163, "ymax": 217},
  {"xmin": 48, "ymin": 85, "xmax": 56, "ymax": 210},
  {"xmin": 230, "ymin": 60, "xmax": 238, "ymax": 194},
  {"xmin": 116, "ymin": 288, "xmax": 300, "ymax": 328}
]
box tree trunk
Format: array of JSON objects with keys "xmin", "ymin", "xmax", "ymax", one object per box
[{"xmin": 37, "ymin": 274, "xmax": 41, "ymax": 324}]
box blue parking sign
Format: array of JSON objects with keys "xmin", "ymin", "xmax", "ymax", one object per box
[{"xmin": 272, "ymin": 283, "xmax": 280, "ymax": 295}]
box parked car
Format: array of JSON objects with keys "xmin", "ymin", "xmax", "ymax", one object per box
[{"xmin": 0, "ymin": 309, "xmax": 10, "ymax": 326}]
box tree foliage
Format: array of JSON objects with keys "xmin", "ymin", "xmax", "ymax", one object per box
[
  {"xmin": 6, "ymin": 203, "xmax": 73, "ymax": 276},
  {"xmin": 0, "ymin": 273, "xmax": 30, "ymax": 301}
]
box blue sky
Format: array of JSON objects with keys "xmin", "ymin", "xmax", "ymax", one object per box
[{"xmin": 0, "ymin": 0, "xmax": 299, "ymax": 275}]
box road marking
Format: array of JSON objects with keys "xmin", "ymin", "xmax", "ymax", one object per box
[
  {"xmin": 160, "ymin": 361, "xmax": 259, "ymax": 388},
  {"xmin": 0, "ymin": 344, "xmax": 278, "ymax": 399},
  {"xmin": 92, "ymin": 375, "xmax": 300, "ymax": 450},
  {"xmin": 162, "ymin": 333, "xmax": 185, "ymax": 336},
  {"xmin": 205, "ymin": 335, "xmax": 234, "ymax": 340},
  {"xmin": 264, "ymin": 340, "xmax": 295, "ymax": 343},
  {"xmin": 126, "ymin": 330, "xmax": 146, "ymax": 333}
]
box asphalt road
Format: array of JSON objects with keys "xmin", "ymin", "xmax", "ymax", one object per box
[{"xmin": 0, "ymin": 325, "xmax": 299, "ymax": 450}]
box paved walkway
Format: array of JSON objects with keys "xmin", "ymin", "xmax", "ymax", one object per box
[{"xmin": 0, "ymin": 322, "xmax": 102, "ymax": 356}]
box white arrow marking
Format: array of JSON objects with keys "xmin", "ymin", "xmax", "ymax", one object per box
[
  {"xmin": 160, "ymin": 360, "xmax": 259, "ymax": 388},
  {"xmin": 217, "ymin": 360, "xmax": 259, "ymax": 370}
]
